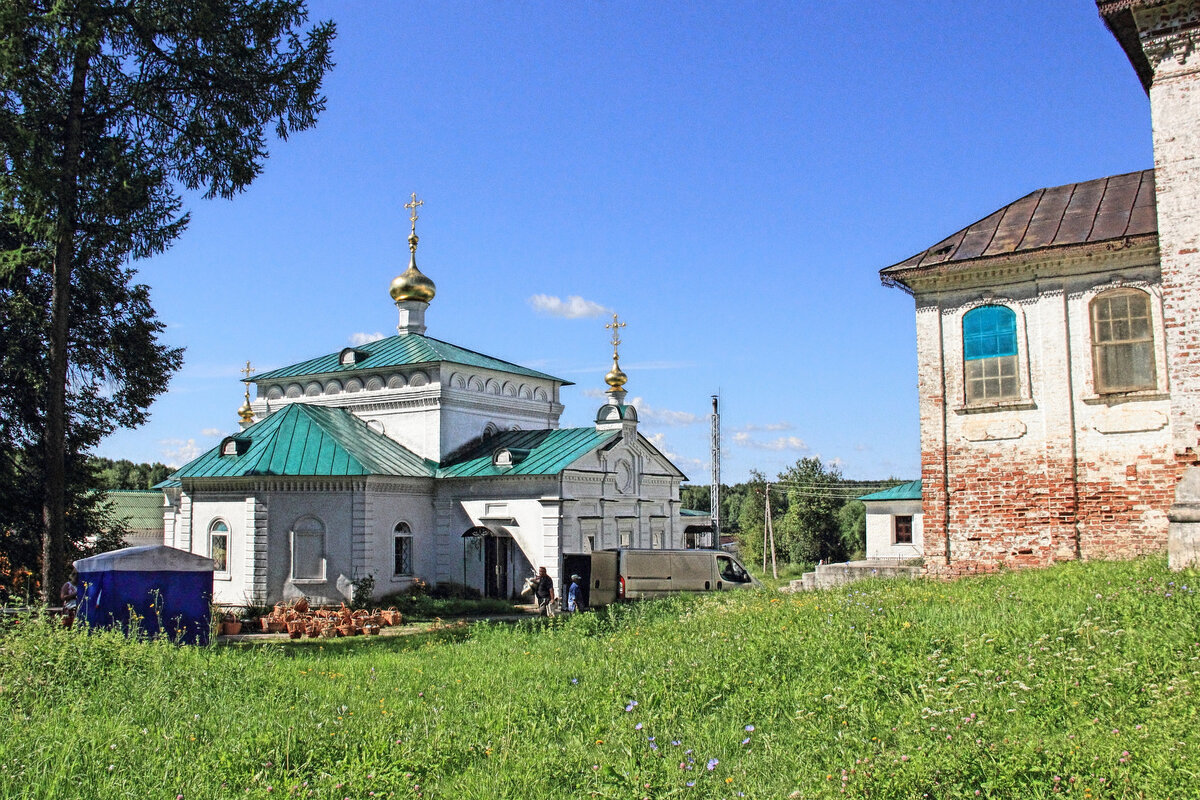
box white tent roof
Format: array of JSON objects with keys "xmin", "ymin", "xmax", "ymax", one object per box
[{"xmin": 74, "ymin": 545, "xmax": 215, "ymax": 573}]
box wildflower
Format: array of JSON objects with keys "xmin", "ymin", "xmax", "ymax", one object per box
[
  {"xmin": 671, "ymin": 740, "xmax": 682, "ymax": 746},
  {"xmin": 686, "ymin": 781, "xmax": 695, "ymax": 787},
  {"xmin": 742, "ymin": 738, "xmax": 751, "ymax": 745},
  {"xmin": 635, "ymin": 723, "xmax": 643, "ymax": 731},
  {"xmin": 745, "ymin": 725, "xmax": 755, "ymax": 732},
  {"xmin": 707, "ymin": 758, "xmax": 719, "ymax": 771},
  {"xmin": 570, "ymin": 678, "xmax": 578, "ymax": 684},
  {"xmin": 625, "ymin": 701, "xmax": 639, "ymax": 712}
]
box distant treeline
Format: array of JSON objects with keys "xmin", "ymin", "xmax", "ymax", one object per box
[
  {"xmin": 88, "ymin": 457, "xmax": 173, "ymax": 491},
  {"xmin": 681, "ymin": 460, "xmax": 913, "ymax": 567}
]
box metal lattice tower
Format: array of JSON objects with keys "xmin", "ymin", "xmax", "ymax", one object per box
[{"xmin": 710, "ymin": 395, "xmax": 720, "ymax": 548}]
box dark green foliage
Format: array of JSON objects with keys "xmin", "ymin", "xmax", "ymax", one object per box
[
  {"xmin": 88, "ymin": 457, "xmax": 172, "ymax": 490},
  {"xmin": 0, "ymin": 1, "xmax": 336, "ymax": 598},
  {"xmin": 837, "ymin": 499, "xmax": 867, "ymax": 558}
]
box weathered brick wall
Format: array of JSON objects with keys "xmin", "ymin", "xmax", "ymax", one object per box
[
  {"xmin": 1137, "ymin": 2, "xmax": 1200, "ymax": 456},
  {"xmin": 912, "ymin": 253, "xmax": 1175, "ymax": 576}
]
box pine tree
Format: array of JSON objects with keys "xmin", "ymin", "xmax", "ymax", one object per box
[{"xmin": 0, "ymin": 1, "xmax": 335, "ymax": 600}]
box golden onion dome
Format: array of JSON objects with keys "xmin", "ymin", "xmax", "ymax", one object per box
[
  {"xmin": 238, "ymin": 394, "xmax": 254, "ymax": 425},
  {"xmin": 605, "ymin": 359, "xmax": 628, "ymax": 389},
  {"xmin": 389, "ymin": 232, "xmax": 437, "ymax": 303}
]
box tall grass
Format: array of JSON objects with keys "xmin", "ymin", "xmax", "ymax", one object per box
[{"xmin": 1, "ymin": 557, "xmax": 1197, "ymax": 799}]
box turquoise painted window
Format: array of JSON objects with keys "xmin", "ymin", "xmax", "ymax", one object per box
[
  {"xmin": 963, "ymin": 305, "xmax": 1019, "ymax": 402},
  {"xmin": 963, "ymin": 305, "xmax": 1017, "ymax": 361}
]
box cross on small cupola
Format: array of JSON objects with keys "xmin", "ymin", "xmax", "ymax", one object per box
[
  {"xmin": 604, "ymin": 313, "xmax": 629, "ymax": 397},
  {"xmin": 390, "ymin": 191, "xmax": 437, "ymax": 335},
  {"xmin": 237, "ymin": 360, "xmax": 255, "ymax": 429}
]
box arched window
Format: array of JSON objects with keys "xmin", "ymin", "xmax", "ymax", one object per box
[
  {"xmin": 209, "ymin": 519, "xmax": 229, "ymax": 573},
  {"xmin": 393, "ymin": 522, "xmax": 413, "ymax": 577},
  {"xmin": 963, "ymin": 305, "xmax": 1019, "ymax": 403},
  {"xmin": 291, "ymin": 517, "xmax": 325, "ymax": 581},
  {"xmin": 1091, "ymin": 288, "xmax": 1156, "ymax": 394}
]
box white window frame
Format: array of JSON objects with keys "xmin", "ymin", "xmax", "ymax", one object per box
[
  {"xmin": 209, "ymin": 519, "xmax": 230, "ymax": 579},
  {"xmin": 393, "ymin": 521, "xmax": 413, "ymax": 579},
  {"xmin": 954, "ymin": 298, "xmax": 1034, "ymax": 413}
]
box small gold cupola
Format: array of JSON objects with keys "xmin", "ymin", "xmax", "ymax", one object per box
[
  {"xmin": 389, "ymin": 192, "xmax": 437, "ymax": 305},
  {"xmin": 238, "ymin": 361, "xmax": 255, "ymax": 429},
  {"xmin": 604, "ymin": 313, "xmax": 628, "ymax": 399}
]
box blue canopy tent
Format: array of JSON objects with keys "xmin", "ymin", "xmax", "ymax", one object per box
[{"xmin": 75, "ymin": 545, "xmax": 215, "ymax": 645}]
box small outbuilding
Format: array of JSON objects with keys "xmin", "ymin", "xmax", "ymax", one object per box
[
  {"xmin": 860, "ymin": 480, "xmax": 923, "ymax": 561},
  {"xmin": 75, "ymin": 545, "xmax": 215, "ymax": 645}
]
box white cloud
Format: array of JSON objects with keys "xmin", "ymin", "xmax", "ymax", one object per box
[
  {"xmin": 528, "ymin": 294, "xmax": 611, "ymax": 319},
  {"xmin": 349, "ymin": 331, "xmax": 385, "ymax": 346},
  {"xmin": 732, "ymin": 432, "xmax": 810, "ymax": 452},
  {"xmin": 732, "ymin": 422, "xmax": 794, "ymax": 433},
  {"xmin": 645, "ymin": 432, "xmax": 677, "ymax": 460},
  {"xmin": 629, "ymin": 397, "xmax": 703, "ymax": 427},
  {"xmin": 160, "ymin": 438, "xmax": 201, "ymax": 467},
  {"xmin": 201, "ymin": 427, "xmax": 224, "ymax": 438}
]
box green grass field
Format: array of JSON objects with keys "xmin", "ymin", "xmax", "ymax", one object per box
[{"xmin": 1, "ymin": 557, "xmax": 1198, "ymax": 799}]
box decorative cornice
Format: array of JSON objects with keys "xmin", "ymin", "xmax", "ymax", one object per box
[{"xmin": 900, "ymin": 238, "xmax": 1160, "ymax": 296}]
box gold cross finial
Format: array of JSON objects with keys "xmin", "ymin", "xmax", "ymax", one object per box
[
  {"xmin": 405, "ymin": 192, "xmax": 423, "ymax": 235},
  {"xmin": 241, "ymin": 360, "xmax": 254, "ymax": 381},
  {"xmin": 605, "ymin": 313, "xmax": 626, "ymax": 356}
]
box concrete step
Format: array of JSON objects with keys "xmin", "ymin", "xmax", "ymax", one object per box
[{"xmin": 780, "ymin": 560, "xmax": 921, "ymax": 591}]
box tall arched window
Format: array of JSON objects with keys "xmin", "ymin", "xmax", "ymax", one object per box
[
  {"xmin": 1091, "ymin": 288, "xmax": 1156, "ymax": 394},
  {"xmin": 209, "ymin": 519, "xmax": 229, "ymax": 573},
  {"xmin": 963, "ymin": 305, "xmax": 1019, "ymax": 403},
  {"xmin": 291, "ymin": 517, "xmax": 325, "ymax": 581},
  {"xmin": 393, "ymin": 521, "xmax": 413, "ymax": 577}
]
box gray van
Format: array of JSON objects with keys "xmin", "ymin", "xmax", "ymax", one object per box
[{"xmin": 586, "ymin": 548, "xmax": 760, "ymax": 606}]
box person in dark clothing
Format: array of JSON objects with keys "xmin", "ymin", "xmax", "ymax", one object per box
[
  {"xmin": 534, "ymin": 566, "xmax": 555, "ymax": 616},
  {"xmin": 567, "ymin": 573, "xmax": 584, "ymax": 613}
]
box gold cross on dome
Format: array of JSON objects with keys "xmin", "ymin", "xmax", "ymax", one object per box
[
  {"xmin": 240, "ymin": 360, "xmax": 254, "ymax": 381},
  {"xmin": 605, "ymin": 313, "xmax": 626, "ymax": 356},
  {"xmin": 404, "ymin": 192, "xmax": 424, "ymax": 234}
]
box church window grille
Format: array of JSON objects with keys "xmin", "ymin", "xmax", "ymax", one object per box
[
  {"xmin": 393, "ymin": 522, "xmax": 413, "ymax": 577},
  {"xmin": 963, "ymin": 305, "xmax": 1019, "ymax": 403},
  {"xmin": 209, "ymin": 520, "xmax": 229, "ymax": 573},
  {"xmin": 291, "ymin": 516, "xmax": 325, "ymax": 581},
  {"xmin": 1091, "ymin": 289, "xmax": 1156, "ymax": 394}
]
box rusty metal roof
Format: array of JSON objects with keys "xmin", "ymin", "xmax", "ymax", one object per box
[{"xmin": 882, "ymin": 170, "xmax": 1156, "ymax": 279}]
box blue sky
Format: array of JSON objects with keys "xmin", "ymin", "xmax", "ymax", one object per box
[{"xmin": 96, "ymin": 0, "xmax": 1152, "ymax": 484}]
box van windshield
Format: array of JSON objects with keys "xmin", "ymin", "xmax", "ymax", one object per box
[{"xmin": 717, "ymin": 556, "xmax": 751, "ymax": 583}]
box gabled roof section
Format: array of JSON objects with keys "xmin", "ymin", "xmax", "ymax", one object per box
[
  {"xmin": 169, "ymin": 403, "xmax": 436, "ymax": 480},
  {"xmin": 437, "ymin": 428, "xmax": 618, "ymax": 478},
  {"xmin": 248, "ymin": 332, "xmax": 570, "ymax": 385},
  {"xmin": 882, "ymin": 170, "xmax": 1157, "ymax": 281},
  {"xmin": 859, "ymin": 479, "xmax": 922, "ymax": 502}
]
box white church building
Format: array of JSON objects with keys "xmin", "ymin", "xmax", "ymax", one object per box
[{"xmin": 160, "ymin": 199, "xmax": 687, "ymax": 606}]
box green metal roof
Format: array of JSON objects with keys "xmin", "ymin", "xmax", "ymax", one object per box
[
  {"xmin": 104, "ymin": 490, "xmax": 165, "ymax": 531},
  {"xmin": 249, "ymin": 333, "xmax": 570, "ymax": 385},
  {"xmin": 436, "ymin": 428, "xmax": 617, "ymax": 478},
  {"xmin": 859, "ymin": 479, "xmax": 922, "ymax": 502},
  {"xmin": 169, "ymin": 404, "xmax": 436, "ymax": 480}
]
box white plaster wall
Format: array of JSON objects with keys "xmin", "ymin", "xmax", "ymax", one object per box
[
  {"xmin": 185, "ymin": 496, "xmax": 254, "ymax": 606},
  {"xmin": 263, "ymin": 489, "xmax": 357, "ymax": 605},
  {"xmin": 864, "ymin": 500, "xmax": 924, "ymax": 560},
  {"xmin": 361, "ymin": 482, "xmax": 437, "ymax": 596}
]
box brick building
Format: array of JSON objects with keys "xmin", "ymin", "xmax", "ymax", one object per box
[{"xmin": 880, "ymin": 1, "xmax": 1200, "ymax": 574}]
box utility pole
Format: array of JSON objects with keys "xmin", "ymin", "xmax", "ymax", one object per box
[
  {"xmin": 764, "ymin": 484, "xmax": 778, "ymax": 579},
  {"xmin": 710, "ymin": 395, "xmax": 721, "ymax": 550}
]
